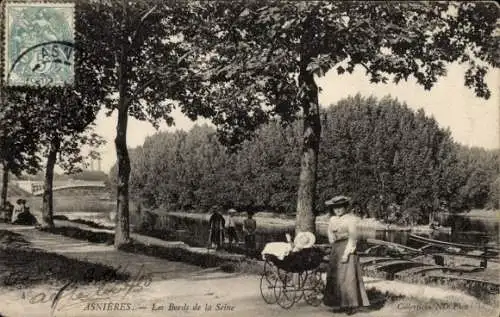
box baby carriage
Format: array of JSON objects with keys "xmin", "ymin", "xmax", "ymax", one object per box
[{"xmin": 260, "ymin": 234, "xmax": 326, "ymax": 309}]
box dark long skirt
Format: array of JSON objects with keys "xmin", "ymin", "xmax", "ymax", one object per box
[
  {"xmin": 244, "ymin": 234, "xmax": 256, "ymax": 256},
  {"xmin": 210, "ymin": 228, "xmax": 224, "ymax": 247},
  {"xmin": 227, "ymin": 227, "xmax": 238, "ymax": 243},
  {"xmin": 323, "ymin": 239, "xmax": 370, "ymax": 308}
]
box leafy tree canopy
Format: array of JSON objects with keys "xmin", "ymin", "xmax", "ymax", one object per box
[{"xmin": 176, "ymin": 1, "xmax": 499, "ymax": 145}]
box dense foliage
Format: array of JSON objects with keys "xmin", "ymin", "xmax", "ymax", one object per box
[{"xmin": 110, "ymin": 96, "xmax": 499, "ymax": 224}]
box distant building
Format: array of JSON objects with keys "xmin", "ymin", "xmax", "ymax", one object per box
[
  {"xmin": 31, "ymin": 182, "xmax": 44, "ymax": 193},
  {"xmin": 87, "ymin": 158, "xmax": 103, "ymax": 172}
]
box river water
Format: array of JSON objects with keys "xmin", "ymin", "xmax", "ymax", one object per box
[
  {"xmin": 378, "ymin": 213, "xmax": 499, "ymax": 249},
  {"xmin": 57, "ymin": 211, "xmax": 115, "ymax": 227}
]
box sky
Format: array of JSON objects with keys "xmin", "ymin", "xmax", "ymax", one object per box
[{"xmin": 90, "ymin": 63, "xmax": 499, "ymax": 173}]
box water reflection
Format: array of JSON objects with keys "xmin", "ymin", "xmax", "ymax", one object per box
[
  {"xmin": 375, "ymin": 213, "xmax": 499, "ymax": 249},
  {"xmin": 57, "ymin": 211, "xmax": 115, "ymax": 227}
]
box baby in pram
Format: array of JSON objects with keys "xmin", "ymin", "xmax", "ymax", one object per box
[{"xmin": 261, "ymin": 231, "xmax": 316, "ymax": 261}]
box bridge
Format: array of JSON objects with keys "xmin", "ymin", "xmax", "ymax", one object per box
[
  {"xmin": 15, "ymin": 180, "xmax": 107, "ymax": 196},
  {"xmin": 31, "ymin": 183, "xmax": 108, "ymax": 196}
]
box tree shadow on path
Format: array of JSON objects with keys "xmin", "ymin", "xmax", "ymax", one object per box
[{"xmin": 0, "ymin": 230, "xmax": 129, "ymax": 289}]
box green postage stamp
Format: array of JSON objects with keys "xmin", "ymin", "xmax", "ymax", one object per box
[{"xmin": 4, "ymin": 2, "xmax": 75, "ymax": 86}]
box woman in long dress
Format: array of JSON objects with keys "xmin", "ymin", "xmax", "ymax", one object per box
[
  {"xmin": 323, "ymin": 195, "xmax": 370, "ymax": 314},
  {"xmin": 208, "ymin": 206, "xmax": 225, "ymax": 249}
]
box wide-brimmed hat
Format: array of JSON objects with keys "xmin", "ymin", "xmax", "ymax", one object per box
[
  {"xmin": 294, "ymin": 231, "xmax": 316, "ymax": 250},
  {"xmin": 16, "ymin": 199, "xmax": 25, "ymax": 204},
  {"xmin": 325, "ymin": 195, "xmax": 351, "ymax": 207},
  {"xmin": 228, "ymin": 208, "xmax": 237, "ymax": 214}
]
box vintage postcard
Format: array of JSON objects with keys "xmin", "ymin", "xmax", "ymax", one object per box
[{"xmin": 0, "ymin": 1, "xmax": 498, "ymax": 317}]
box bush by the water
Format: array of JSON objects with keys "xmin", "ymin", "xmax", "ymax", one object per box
[
  {"xmin": 64, "ymin": 218, "xmax": 114, "ymax": 230},
  {"xmin": 40, "ymin": 226, "xmax": 114, "ymax": 245}
]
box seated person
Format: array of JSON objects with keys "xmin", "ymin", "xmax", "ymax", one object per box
[{"xmin": 12, "ymin": 200, "xmax": 37, "ymax": 226}]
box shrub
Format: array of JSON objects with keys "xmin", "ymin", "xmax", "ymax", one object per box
[
  {"xmin": 40, "ymin": 226, "xmax": 114, "ymax": 245},
  {"xmin": 136, "ymin": 210, "xmax": 157, "ymax": 232},
  {"xmin": 399, "ymin": 207, "xmax": 423, "ymax": 226}
]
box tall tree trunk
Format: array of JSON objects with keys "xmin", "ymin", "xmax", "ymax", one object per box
[
  {"xmin": 0, "ymin": 89, "xmax": 4, "ymax": 208},
  {"xmin": 41, "ymin": 136, "xmax": 60, "ymax": 228},
  {"xmin": 1, "ymin": 163, "xmax": 9, "ymax": 208},
  {"xmin": 295, "ymin": 63, "xmax": 321, "ymax": 234},
  {"xmin": 114, "ymin": 104, "xmax": 131, "ymax": 247},
  {"xmin": 114, "ymin": 14, "xmax": 131, "ymax": 247}
]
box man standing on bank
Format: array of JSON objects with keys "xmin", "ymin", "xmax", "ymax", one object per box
[
  {"xmin": 226, "ymin": 208, "xmax": 238, "ymax": 249},
  {"xmin": 323, "ymin": 195, "xmax": 370, "ymax": 315},
  {"xmin": 243, "ymin": 211, "xmax": 257, "ymax": 257}
]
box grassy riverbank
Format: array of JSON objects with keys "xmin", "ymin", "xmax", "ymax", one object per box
[{"xmin": 458, "ymin": 209, "xmax": 500, "ymax": 218}]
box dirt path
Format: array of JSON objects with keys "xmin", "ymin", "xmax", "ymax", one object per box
[
  {"xmin": 0, "ymin": 224, "xmax": 201, "ymax": 280},
  {"xmin": 1, "ymin": 273, "xmax": 498, "ymax": 317}
]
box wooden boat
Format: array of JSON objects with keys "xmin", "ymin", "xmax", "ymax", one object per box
[
  {"xmin": 435, "ymin": 226, "xmax": 452, "ymax": 234},
  {"xmin": 365, "ymin": 238, "xmax": 422, "ymax": 253},
  {"xmin": 409, "ymin": 233, "xmax": 500, "ymax": 254}
]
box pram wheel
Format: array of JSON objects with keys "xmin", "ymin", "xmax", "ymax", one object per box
[
  {"xmin": 274, "ymin": 269, "xmax": 298, "ymax": 309},
  {"xmin": 260, "ymin": 260, "xmax": 279, "ymax": 304},
  {"xmin": 302, "ymin": 270, "xmax": 325, "ymax": 306}
]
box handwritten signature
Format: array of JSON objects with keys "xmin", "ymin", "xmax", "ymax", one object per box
[{"xmin": 23, "ymin": 263, "xmax": 153, "ymax": 313}]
